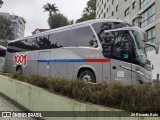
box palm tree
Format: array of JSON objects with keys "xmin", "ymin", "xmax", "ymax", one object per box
[
  {"xmin": 43, "ymin": 3, "xmax": 59, "ymax": 28},
  {"xmin": 43, "ymin": 3, "xmax": 59, "ymax": 17}
]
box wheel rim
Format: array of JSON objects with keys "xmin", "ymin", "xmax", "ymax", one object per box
[{"xmin": 82, "ymin": 74, "xmax": 92, "ymax": 82}]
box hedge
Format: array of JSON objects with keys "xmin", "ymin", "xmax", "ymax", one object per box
[{"xmin": 12, "ymin": 72, "xmax": 160, "ymax": 112}]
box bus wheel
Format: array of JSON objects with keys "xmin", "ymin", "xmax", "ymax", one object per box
[
  {"xmin": 16, "ymin": 66, "xmax": 23, "ymax": 74},
  {"xmin": 80, "ymin": 70, "xmax": 96, "ymax": 83}
]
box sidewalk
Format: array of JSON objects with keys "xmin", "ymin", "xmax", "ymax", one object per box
[{"xmin": 0, "ymin": 95, "xmax": 35, "ymax": 120}]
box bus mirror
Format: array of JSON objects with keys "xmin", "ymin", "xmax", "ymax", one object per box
[{"xmin": 145, "ymin": 42, "xmax": 159, "ymax": 54}]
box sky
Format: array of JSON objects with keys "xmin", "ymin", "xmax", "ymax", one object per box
[{"xmin": 0, "ymin": 0, "xmax": 88, "ymax": 37}]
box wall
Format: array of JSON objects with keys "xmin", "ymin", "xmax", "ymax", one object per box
[
  {"xmin": 147, "ymin": 50, "xmax": 160, "ymax": 79},
  {"xmin": 0, "ymin": 75, "xmax": 158, "ymax": 120}
]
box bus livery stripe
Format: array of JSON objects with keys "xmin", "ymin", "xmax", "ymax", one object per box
[
  {"xmin": 85, "ymin": 59, "xmax": 110, "ymax": 62},
  {"xmin": 37, "ymin": 59, "xmax": 110, "ymax": 63}
]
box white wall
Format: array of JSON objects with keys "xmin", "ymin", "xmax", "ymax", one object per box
[{"xmin": 147, "ymin": 50, "xmax": 160, "ymax": 79}]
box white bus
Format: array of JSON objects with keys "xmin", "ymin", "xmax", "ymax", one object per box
[{"xmin": 4, "ymin": 19, "xmax": 158, "ymax": 84}]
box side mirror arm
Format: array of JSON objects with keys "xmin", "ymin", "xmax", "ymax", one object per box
[{"xmin": 145, "ymin": 42, "xmax": 159, "ymax": 54}]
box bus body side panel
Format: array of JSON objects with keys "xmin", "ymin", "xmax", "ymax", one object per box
[
  {"xmin": 4, "ymin": 52, "xmax": 16, "ymax": 73},
  {"xmin": 63, "ymin": 48, "xmax": 104, "ymax": 83},
  {"xmin": 23, "ymin": 51, "xmax": 39, "ymax": 75},
  {"xmin": 132, "ymin": 64, "xmax": 152, "ymax": 83},
  {"xmin": 45, "ymin": 47, "xmax": 104, "ymax": 82},
  {"xmin": 131, "ymin": 64, "xmax": 139, "ymax": 84},
  {"xmin": 5, "ymin": 51, "xmax": 39, "ymax": 75},
  {"xmin": 111, "ymin": 59, "xmax": 132, "ymax": 84},
  {"xmin": 50, "ymin": 49, "xmax": 68, "ymax": 79},
  {"xmin": 102, "ymin": 61, "xmax": 111, "ymax": 84}
]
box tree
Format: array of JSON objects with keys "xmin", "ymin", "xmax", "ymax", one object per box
[
  {"xmin": 76, "ymin": 0, "xmax": 96, "ymax": 23},
  {"xmin": 43, "ymin": 3, "xmax": 59, "ymax": 28},
  {"xmin": 49, "ymin": 13, "xmax": 69, "ymax": 29},
  {"xmin": 43, "ymin": 3, "xmax": 59, "ymax": 17},
  {"xmin": 0, "ymin": 16, "xmax": 13, "ymax": 46}
]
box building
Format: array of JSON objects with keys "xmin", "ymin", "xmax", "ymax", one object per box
[
  {"xmin": 96, "ymin": 0, "xmax": 160, "ymax": 46},
  {"xmin": 32, "ymin": 28, "xmax": 50, "ymax": 35},
  {"xmin": 0, "ymin": 12, "xmax": 26, "ymax": 39}
]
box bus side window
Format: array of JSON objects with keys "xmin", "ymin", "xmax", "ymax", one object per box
[
  {"xmin": 69, "ymin": 26, "xmax": 98, "ymax": 48},
  {"xmin": 0, "ymin": 50, "xmax": 5, "ymax": 57}
]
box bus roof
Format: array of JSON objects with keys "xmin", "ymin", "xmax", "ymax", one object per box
[{"xmin": 8, "ymin": 19, "xmax": 125, "ymax": 43}]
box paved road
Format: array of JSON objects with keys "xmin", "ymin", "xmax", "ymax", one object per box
[{"xmin": 0, "ymin": 95, "xmax": 35, "ymax": 120}]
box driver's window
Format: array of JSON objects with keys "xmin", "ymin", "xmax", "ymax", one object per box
[{"xmin": 111, "ymin": 31, "xmax": 132, "ymax": 63}]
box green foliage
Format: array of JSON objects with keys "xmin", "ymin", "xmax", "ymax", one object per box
[
  {"xmin": 0, "ymin": 16, "xmax": 13, "ymax": 46},
  {"xmin": 76, "ymin": 0, "xmax": 96, "ymax": 23},
  {"xmin": 49, "ymin": 13, "xmax": 69, "ymax": 29},
  {"xmin": 43, "ymin": 3, "xmax": 59, "ymax": 17},
  {"xmin": 12, "ymin": 73, "xmax": 160, "ymax": 112}
]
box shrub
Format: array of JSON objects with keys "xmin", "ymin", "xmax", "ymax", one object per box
[
  {"xmin": 12, "ymin": 72, "xmax": 24, "ymax": 81},
  {"xmin": 11, "ymin": 72, "xmax": 160, "ymax": 112}
]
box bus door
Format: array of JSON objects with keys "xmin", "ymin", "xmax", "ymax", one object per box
[
  {"xmin": 51, "ymin": 49, "xmax": 68, "ymax": 79},
  {"xmin": 38, "ymin": 51, "xmax": 51, "ymax": 77},
  {"xmin": 110, "ymin": 31, "xmax": 132, "ymax": 84}
]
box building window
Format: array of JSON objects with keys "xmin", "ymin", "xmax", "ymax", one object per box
[
  {"xmin": 141, "ymin": 4, "xmax": 155, "ymax": 28},
  {"xmin": 132, "ymin": 1, "xmax": 135, "ymax": 10},
  {"xmin": 124, "ymin": 7, "xmax": 129, "ymax": 17},
  {"xmin": 104, "ymin": 3, "xmax": 106, "ymax": 9},
  {"xmin": 125, "ymin": 0, "xmax": 127, "ymax": 2},
  {"xmin": 112, "ymin": 11, "xmax": 114, "ymax": 16},
  {"xmin": 112, "ymin": 0, "xmax": 114, "ymax": 5},
  {"xmin": 107, "ymin": 8, "xmax": 108, "ymax": 13},
  {"xmin": 140, "ymin": 0, "xmax": 150, "ymax": 9},
  {"xmin": 101, "ymin": 9, "xmax": 103, "ymax": 14},
  {"xmin": 104, "ymin": 13, "xmax": 106, "ymax": 18},
  {"xmin": 116, "ymin": 5, "xmax": 119, "ymax": 12},
  {"xmin": 146, "ymin": 27, "xmax": 156, "ymax": 43}
]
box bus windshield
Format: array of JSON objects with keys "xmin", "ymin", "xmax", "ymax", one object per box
[{"xmin": 132, "ymin": 31, "xmax": 152, "ymax": 70}]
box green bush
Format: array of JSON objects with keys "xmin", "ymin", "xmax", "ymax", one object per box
[{"xmin": 11, "ymin": 73, "xmax": 160, "ymax": 112}]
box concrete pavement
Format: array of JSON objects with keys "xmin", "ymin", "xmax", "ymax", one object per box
[{"xmin": 0, "ymin": 95, "xmax": 35, "ymax": 120}]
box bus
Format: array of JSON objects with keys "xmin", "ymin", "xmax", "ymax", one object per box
[
  {"xmin": 0, "ymin": 45, "xmax": 6, "ymax": 72},
  {"xmin": 4, "ymin": 19, "xmax": 159, "ymax": 84}
]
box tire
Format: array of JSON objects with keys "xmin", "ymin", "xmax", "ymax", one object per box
[
  {"xmin": 16, "ymin": 66, "xmax": 23, "ymax": 74},
  {"xmin": 79, "ymin": 70, "xmax": 96, "ymax": 83}
]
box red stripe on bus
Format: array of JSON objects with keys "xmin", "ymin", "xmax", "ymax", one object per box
[{"xmin": 85, "ymin": 59, "xmax": 110, "ymax": 62}]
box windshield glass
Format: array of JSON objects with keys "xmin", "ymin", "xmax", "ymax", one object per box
[{"xmin": 131, "ymin": 31, "xmax": 152, "ymax": 70}]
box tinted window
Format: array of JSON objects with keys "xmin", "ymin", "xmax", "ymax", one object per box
[
  {"xmin": 50, "ymin": 31, "xmax": 69, "ymax": 48},
  {"xmin": 92, "ymin": 22, "xmax": 131, "ymax": 43},
  {"xmin": 111, "ymin": 31, "xmax": 132, "ymax": 63},
  {"xmin": 7, "ymin": 31, "xmax": 69, "ymax": 53},
  {"xmin": 69, "ymin": 26, "xmax": 98, "ymax": 48},
  {"xmin": 0, "ymin": 50, "xmax": 6, "ymax": 57},
  {"xmin": 7, "ymin": 40, "xmax": 27, "ymax": 53},
  {"xmin": 36, "ymin": 35, "xmax": 52, "ymax": 49}
]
